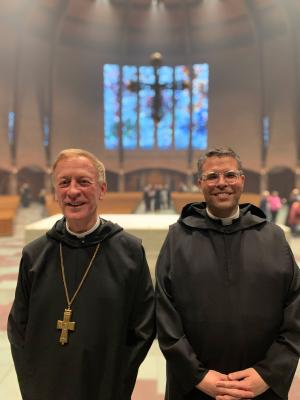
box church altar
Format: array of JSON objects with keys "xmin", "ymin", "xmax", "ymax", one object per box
[{"xmin": 25, "ymin": 213, "xmax": 180, "ymax": 278}]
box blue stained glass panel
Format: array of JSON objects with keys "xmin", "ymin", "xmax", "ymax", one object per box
[
  {"xmin": 43, "ymin": 116, "xmax": 50, "ymax": 146},
  {"xmin": 103, "ymin": 64, "xmax": 120, "ymax": 150},
  {"xmin": 192, "ymin": 64, "xmax": 209, "ymax": 149},
  {"xmin": 8, "ymin": 111, "xmax": 15, "ymax": 145},
  {"xmin": 139, "ymin": 66, "xmax": 155, "ymax": 149},
  {"xmin": 157, "ymin": 66, "xmax": 173, "ymax": 149},
  {"xmin": 174, "ymin": 66, "xmax": 191, "ymax": 149},
  {"xmin": 263, "ymin": 116, "xmax": 269, "ymax": 147},
  {"xmin": 122, "ymin": 66, "xmax": 138, "ymax": 149},
  {"xmin": 103, "ymin": 63, "xmax": 209, "ymax": 151}
]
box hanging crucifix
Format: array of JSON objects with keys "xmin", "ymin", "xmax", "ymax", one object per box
[{"xmin": 127, "ymin": 52, "xmax": 190, "ymax": 125}]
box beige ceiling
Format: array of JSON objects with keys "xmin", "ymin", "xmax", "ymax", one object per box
[{"xmin": 0, "ymin": 0, "xmax": 299, "ymax": 59}]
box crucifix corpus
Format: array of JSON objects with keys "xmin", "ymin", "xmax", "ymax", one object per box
[{"xmin": 127, "ymin": 52, "xmax": 189, "ymax": 124}]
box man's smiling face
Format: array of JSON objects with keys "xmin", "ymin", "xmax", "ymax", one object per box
[
  {"xmin": 54, "ymin": 156, "xmax": 106, "ymax": 233},
  {"xmin": 198, "ymin": 156, "xmax": 245, "ymax": 218}
]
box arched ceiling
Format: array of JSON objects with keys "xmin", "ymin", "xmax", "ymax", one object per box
[{"xmin": 0, "ymin": 0, "xmax": 299, "ymax": 61}]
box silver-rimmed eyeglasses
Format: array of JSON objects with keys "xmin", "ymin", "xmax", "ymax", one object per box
[{"xmin": 201, "ymin": 170, "xmax": 244, "ymax": 185}]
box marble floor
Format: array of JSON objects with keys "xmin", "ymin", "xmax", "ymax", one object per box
[{"xmin": 1, "ymin": 203, "xmax": 300, "ymax": 399}]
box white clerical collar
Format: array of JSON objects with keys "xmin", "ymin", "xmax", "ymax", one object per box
[
  {"xmin": 206, "ymin": 207, "xmax": 240, "ymax": 226},
  {"xmin": 66, "ymin": 217, "xmax": 101, "ymax": 238}
]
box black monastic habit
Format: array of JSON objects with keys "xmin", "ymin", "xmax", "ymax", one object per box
[
  {"xmin": 8, "ymin": 218, "xmax": 155, "ymax": 400},
  {"xmin": 156, "ymin": 202, "xmax": 300, "ymax": 400}
]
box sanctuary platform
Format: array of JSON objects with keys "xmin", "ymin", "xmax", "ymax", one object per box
[
  {"xmin": 25, "ymin": 213, "xmax": 292, "ymax": 279},
  {"xmin": 25, "ymin": 213, "xmax": 180, "ymax": 278}
]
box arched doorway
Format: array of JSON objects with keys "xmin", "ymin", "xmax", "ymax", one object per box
[
  {"xmin": 0, "ymin": 169, "xmax": 10, "ymax": 194},
  {"xmin": 125, "ymin": 169, "xmax": 187, "ymax": 191},
  {"xmin": 268, "ymin": 167, "xmax": 295, "ymax": 199},
  {"xmin": 17, "ymin": 165, "xmax": 46, "ymax": 201},
  {"xmin": 106, "ymin": 170, "xmax": 119, "ymax": 192},
  {"xmin": 243, "ymin": 169, "xmax": 260, "ymax": 193}
]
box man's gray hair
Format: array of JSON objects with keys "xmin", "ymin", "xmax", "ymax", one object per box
[
  {"xmin": 52, "ymin": 148, "xmax": 106, "ymax": 185},
  {"xmin": 197, "ymin": 147, "xmax": 243, "ymax": 177}
]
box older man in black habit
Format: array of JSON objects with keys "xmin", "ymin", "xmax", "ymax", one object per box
[{"xmin": 8, "ymin": 148, "xmax": 155, "ymax": 400}]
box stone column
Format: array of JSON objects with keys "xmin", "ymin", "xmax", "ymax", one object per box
[
  {"xmin": 295, "ymin": 166, "xmax": 300, "ymax": 189},
  {"xmin": 259, "ymin": 168, "xmax": 268, "ymax": 194},
  {"xmin": 186, "ymin": 168, "xmax": 193, "ymax": 191},
  {"xmin": 44, "ymin": 168, "xmax": 53, "ymax": 194},
  {"xmin": 9, "ymin": 168, "xmax": 18, "ymax": 195},
  {"xmin": 118, "ymin": 169, "xmax": 125, "ymax": 192}
]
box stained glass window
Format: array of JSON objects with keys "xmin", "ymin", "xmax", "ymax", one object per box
[
  {"xmin": 43, "ymin": 116, "xmax": 50, "ymax": 146},
  {"xmin": 174, "ymin": 66, "xmax": 190, "ymax": 149},
  {"xmin": 122, "ymin": 66, "xmax": 138, "ymax": 149},
  {"xmin": 139, "ymin": 66, "xmax": 155, "ymax": 149},
  {"xmin": 263, "ymin": 116, "xmax": 270, "ymax": 147},
  {"xmin": 157, "ymin": 66, "xmax": 173, "ymax": 149},
  {"xmin": 103, "ymin": 64, "xmax": 120, "ymax": 150},
  {"xmin": 103, "ymin": 63, "xmax": 209, "ymax": 150},
  {"xmin": 192, "ymin": 64, "xmax": 209, "ymax": 150},
  {"xmin": 8, "ymin": 112, "xmax": 15, "ymax": 145}
]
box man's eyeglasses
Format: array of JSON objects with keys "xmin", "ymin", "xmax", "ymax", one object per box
[{"xmin": 201, "ymin": 170, "xmax": 243, "ymax": 185}]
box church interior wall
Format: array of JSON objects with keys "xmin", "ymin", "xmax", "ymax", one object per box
[
  {"xmin": 268, "ymin": 167, "xmax": 296, "ymax": 199},
  {"xmin": 114, "ymin": 151, "xmax": 195, "ymax": 173},
  {"xmin": 0, "ymin": 169, "xmax": 10, "ymax": 195},
  {"xmin": 242, "ymin": 170, "xmax": 261, "ymax": 194},
  {"xmin": 51, "ymin": 46, "xmax": 103, "ymax": 158},
  {"xmin": 0, "ymin": 24, "xmax": 16, "ymax": 170},
  {"xmin": 0, "ymin": 7, "xmax": 298, "ymax": 194},
  {"xmin": 105, "ymin": 170, "xmax": 119, "ymax": 192},
  {"xmin": 0, "ymin": 117, "xmax": 11, "ymax": 171},
  {"xmin": 15, "ymin": 38, "xmax": 46, "ymax": 170},
  {"xmin": 264, "ymin": 35, "xmax": 297, "ymax": 169},
  {"xmin": 14, "ymin": 60, "xmax": 45, "ymax": 170},
  {"xmin": 205, "ymin": 44, "xmax": 262, "ymax": 172},
  {"xmin": 17, "ymin": 166, "xmax": 45, "ymax": 200},
  {"xmin": 124, "ymin": 168, "xmax": 187, "ymax": 191}
]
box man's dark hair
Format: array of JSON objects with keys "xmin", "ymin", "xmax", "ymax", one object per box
[{"xmin": 197, "ymin": 147, "xmax": 243, "ymax": 177}]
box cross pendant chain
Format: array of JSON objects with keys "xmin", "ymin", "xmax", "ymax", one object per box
[
  {"xmin": 57, "ymin": 242, "xmax": 100, "ymax": 345},
  {"xmin": 57, "ymin": 308, "xmax": 76, "ymax": 345}
]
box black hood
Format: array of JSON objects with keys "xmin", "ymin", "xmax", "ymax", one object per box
[
  {"xmin": 46, "ymin": 217, "xmax": 123, "ymax": 248},
  {"xmin": 178, "ymin": 202, "xmax": 267, "ymax": 233}
]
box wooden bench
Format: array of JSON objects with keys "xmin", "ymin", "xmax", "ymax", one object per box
[
  {"xmin": 0, "ymin": 195, "xmax": 20, "ymax": 212},
  {"xmin": 171, "ymin": 192, "xmax": 203, "ymax": 214},
  {"xmin": 100, "ymin": 192, "xmax": 142, "ymax": 214},
  {"xmin": 45, "ymin": 195, "xmax": 60, "ymax": 216},
  {"xmin": 45, "ymin": 192, "xmax": 143, "ymax": 216},
  {"xmin": 0, "ymin": 209, "xmax": 16, "ymax": 236},
  {"xmin": 0, "ymin": 195, "xmax": 20, "ymax": 236},
  {"xmin": 240, "ymin": 193, "xmax": 260, "ymax": 207}
]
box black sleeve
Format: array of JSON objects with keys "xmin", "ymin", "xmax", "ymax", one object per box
[
  {"xmin": 7, "ymin": 252, "xmax": 32, "ymax": 394},
  {"xmin": 123, "ymin": 246, "xmax": 156, "ymax": 398},
  {"xmin": 254, "ymin": 246, "xmax": 300, "ymax": 399},
  {"xmin": 155, "ymin": 232, "xmax": 208, "ymax": 394}
]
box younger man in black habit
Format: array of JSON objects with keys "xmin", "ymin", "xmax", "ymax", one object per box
[
  {"xmin": 156, "ymin": 147, "xmax": 300, "ymax": 400},
  {"xmin": 8, "ymin": 148, "xmax": 155, "ymax": 400}
]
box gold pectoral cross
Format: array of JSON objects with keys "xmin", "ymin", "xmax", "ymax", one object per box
[{"xmin": 57, "ymin": 308, "xmax": 76, "ymax": 345}]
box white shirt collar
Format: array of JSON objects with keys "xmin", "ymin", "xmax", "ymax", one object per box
[
  {"xmin": 66, "ymin": 217, "xmax": 101, "ymax": 238},
  {"xmin": 206, "ymin": 207, "xmax": 240, "ymax": 225}
]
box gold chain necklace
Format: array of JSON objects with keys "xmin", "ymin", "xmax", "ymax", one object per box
[{"xmin": 56, "ymin": 242, "xmax": 100, "ymax": 345}]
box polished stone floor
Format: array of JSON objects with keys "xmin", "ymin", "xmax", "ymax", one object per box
[{"xmin": 0, "ymin": 203, "xmax": 300, "ymax": 399}]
